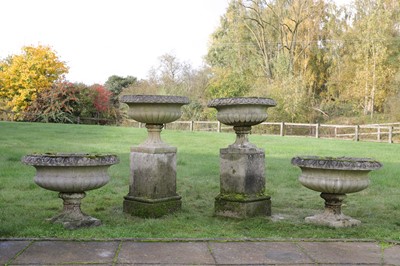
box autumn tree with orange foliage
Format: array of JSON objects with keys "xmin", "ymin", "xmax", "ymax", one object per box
[{"xmin": 0, "ymin": 45, "xmax": 68, "ymax": 118}]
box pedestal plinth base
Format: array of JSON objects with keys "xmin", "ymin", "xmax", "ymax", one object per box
[
  {"xmin": 123, "ymin": 195, "xmax": 181, "ymax": 218},
  {"xmin": 125, "ymin": 145, "xmax": 181, "ymax": 218},
  {"xmin": 215, "ymin": 195, "xmax": 271, "ymax": 218},
  {"xmin": 216, "ymin": 147, "xmax": 270, "ymax": 218}
]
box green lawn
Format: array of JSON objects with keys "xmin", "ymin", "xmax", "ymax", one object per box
[{"xmin": 1, "ymin": 121, "xmax": 399, "ymax": 241}]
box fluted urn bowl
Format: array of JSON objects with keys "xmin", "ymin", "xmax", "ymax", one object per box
[
  {"xmin": 121, "ymin": 95, "xmax": 189, "ymax": 148},
  {"xmin": 22, "ymin": 153, "xmax": 119, "ymax": 229},
  {"xmin": 208, "ymin": 97, "xmax": 276, "ymax": 148},
  {"xmin": 121, "ymin": 95, "xmax": 190, "ymax": 124},
  {"xmin": 291, "ymin": 156, "xmax": 382, "ymax": 228},
  {"xmin": 208, "ymin": 97, "xmax": 276, "ymax": 127}
]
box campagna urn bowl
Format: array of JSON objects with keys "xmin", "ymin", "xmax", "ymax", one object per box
[
  {"xmin": 207, "ymin": 97, "xmax": 276, "ymax": 127},
  {"xmin": 208, "ymin": 97, "xmax": 276, "ymax": 148},
  {"xmin": 291, "ymin": 156, "xmax": 382, "ymax": 228},
  {"xmin": 121, "ymin": 95, "xmax": 189, "ymax": 148},
  {"xmin": 120, "ymin": 95, "xmax": 190, "ymax": 124},
  {"xmin": 22, "ymin": 153, "xmax": 119, "ymax": 229}
]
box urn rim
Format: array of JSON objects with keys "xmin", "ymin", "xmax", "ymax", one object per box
[
  {"xmin": 22, "ymin": 153, "xmax": 119, "ymax": 167},
  {"xmin": 291, "ymin": 156, "xmax": 382, "ymax": 171},
  {"xmin": 120, "ymin": 95, "xmax": 189, "ymax": 105},
  {"xmin": 207, "ymin": 97, "xmax": 276, "ymax": 108}
]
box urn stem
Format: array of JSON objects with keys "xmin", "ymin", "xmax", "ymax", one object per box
[
  {"xmin": 321, "ymin": 192, "xmax": 346, "ymax": 216},
  {"xmin": 59, "ymin": 192, "xmax": 86, "ymax": 218},
  {"xmin": 232, "ymin": 126, "xmax": 256, "ymax": 148},
  {"xmin": 141, "ymin": 124, "xmax": 166, "ymax": 147}
]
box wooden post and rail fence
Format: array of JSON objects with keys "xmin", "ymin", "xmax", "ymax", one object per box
[
  {"xmin": 131, "ymin": 120, "xmax": 400, "ymax": 144},
  {"xmin": 1, "ymin": 109, "xmax": 399, "ymax": 143}
]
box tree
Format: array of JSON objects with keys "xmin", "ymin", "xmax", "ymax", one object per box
[
  {"xmin": 104, "ymin": 75, "xmax": 137, "ymax": 106},
  {"xmin": 24, "ymin": 82, "xmax": 80, "ymax": 123},
  {"xmin": 329, "ymin": 0, "xmax": 400, "ymax": 118},
  {"xmin": 0, "ymin": 45, "xmax": 68, "ymax": 117}
]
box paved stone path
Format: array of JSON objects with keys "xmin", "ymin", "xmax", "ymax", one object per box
[{"xmin": 1, "ymin": 239, "xmax": 399, "ymax": 265}]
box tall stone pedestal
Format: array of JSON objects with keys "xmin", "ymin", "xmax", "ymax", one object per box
[
  {"xmin": 215, "ymin": 147, "xmax": 271, "ymax": 218},
  {"xmin": 123, "ymin": 146, "xmax": 181, "ymax": 218}
]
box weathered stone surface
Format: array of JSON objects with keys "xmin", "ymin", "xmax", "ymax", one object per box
[
  {"xmin": 215, "ymin": 147, "xmax": 270, "ymax": 218},
  {"xmin": 292, "ymin": 156, "xmax": 382, "ymax": 227},
  {"xmin": 22, "ymin": 153, "xmax": 118, "ymax": 229},
  {"xmin": 382, "ymin": 243, "xmax": 400, "ymax": 265},
  {"xmin": 129, "ymin": 150, "xmax": 177, "ymax": 198},
  {"xmin": 215, "ymin": 196, "xmax": 271, "ymax": 218},
  {"xmin": 210, "ymin": 242, "xmax": 313, "ymax": 264},
  {"xmin": 291, "ymin": 156, "xmax": 383, "ymax": 171},
  {"xmin": 124, "ymin": 149, "xmax": 181, "ymax": 217},
  {"xmin": 298, "ymin": 242, "xmax": 382, "ymax": 264},
  {"xmin": 11, "ymin": 241, "xmax": 118, "ymax": 264},
  {"xmin": 0, "ymin": 241, "xmax": 31, "ymax": 264},
  {"xmin": 220, "ymin": 148, "xmax": 265, "ymax": 195},
  {"xmin": 120, "ymin": 95, "xmax": 189, "ymax": 124},
  {"xmin": 118, "ymin": 242, "xmax": 215, "ymax": 264},
  {"xmin": 208, "ymin": 97, "xmax": 276, "ymax": 128}
]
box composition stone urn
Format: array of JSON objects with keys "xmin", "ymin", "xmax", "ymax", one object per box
[
  {"xmin": 208, "ymin": 97, "xmax": 276, "ymax": 218},
  {"xmin": 291, "ymin": 156, "xmax": 382, "ymax": 228},
  {"xmin": 120, "ymin": 95, "xmax": 189, "ymax": 218},
  {"xmin": 22, "ymin": 153, "xmax": 119, "ymax": 229}
]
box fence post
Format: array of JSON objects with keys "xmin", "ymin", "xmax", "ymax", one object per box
[
  {"xmin": 217, "ymin": 121, "xmax": 221, "ymax": 133},
  {"xmin": 377, "ymin": 127, "xmax": 381, "ymax": 142},
  {"xmin": 334, "ymin": 127, "xmax": 338, "ymax": 138},
  {"xmin": 315, "ymin": 123, "xmax": 320, "ymax": 138},
  {"xmin": 354, "ymin": 125, "xmax": 360, "ymax": 141},
  {"xmin": 190, "ymin": 121, "xmax": 194, "ymax": 132},
  {"xmin": 388, "ymin": 126, "xmax": 393, "ymax": 144},
  {"xmin": 280, "ymin": 122, "xmax": 285, "ymax": 136}
]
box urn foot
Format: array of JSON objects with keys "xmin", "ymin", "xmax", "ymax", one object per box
[
  {"xmin": 305, "ymin": 193, "xmax": 361, "ymax": 228},
  {"xmin": 49, "ymin": 192, "xmax": 102, "ymax": 230}
]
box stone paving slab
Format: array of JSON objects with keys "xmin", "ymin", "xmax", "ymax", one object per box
[
  {"xmin": 1, "ymin": 239, "xmax": 399, "ymax": 265},
  {"xmin": 209, "ymin": 241, "xmax": 314, "ymax": 264},
  {"xmin": 382, "ymin": 243, "xmax": 400, "ymax": 265},
  {"xmin": 0, "ymin": 241, "xmax": 31, "ymax": 264},
  {"xmin": 297, "ymin": 241, "xmax": 383, "ymax": 264},
  {"xmin": 9, "ymin": 240, "xmax": 118, "ymax": 265},
  {"xmin": 118, "ymin": 241, "xmax": 215, "ymax": 264}
]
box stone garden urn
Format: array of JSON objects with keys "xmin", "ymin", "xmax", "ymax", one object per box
[
  {"xmin": 291, "ymin": 156, "xmax": 382, "ymax": 228},
  {"xmin": 120, "ymin": 95, "xmax": 189, "ymax": 218},
  {"xmin": 22, "ymin": 153, "xmax": 119, "ymax": 229},
  {"xmin": 208, "ymin": 97, "xmax": 276, "ymax": 218}
]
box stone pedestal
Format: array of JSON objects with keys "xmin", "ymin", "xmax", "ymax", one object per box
[
  {"xmin": 123, "ymin": 146, "xmax": 181, "ymax": 218},
  {"xmin": 215, "ymin": 147, "xmax": 271, "ymax": 218}
]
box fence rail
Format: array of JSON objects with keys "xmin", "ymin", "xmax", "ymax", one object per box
[
  {"xmin": 1, "ymin": 108, "xmax": 398, "ymax": 143},
  {"xmin": 156, "ymin": 120, "xmax": 399, "ymax": 144}
]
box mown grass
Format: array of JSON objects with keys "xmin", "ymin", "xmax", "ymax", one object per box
[{"xmin": 0, "ymin": 121, "xmax": 399, "ymax": 240}]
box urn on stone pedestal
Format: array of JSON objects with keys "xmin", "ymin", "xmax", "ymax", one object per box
[
  {"xmin": 291, "ymin": 156, "xmax": 382, "ymax": 228},
  {"xmin": 208, "ymin": 97, "xmax": 276, "ymax": 218},
  {"xmin": 120, "ymin": 95, "xmax": 189, "ymax": 218},
  {"xmin": 22, "ymin": 153, "xmax": 119, "ymax": 229}
]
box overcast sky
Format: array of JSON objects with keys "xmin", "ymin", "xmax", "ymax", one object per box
[{"xmin": 1, "ymin": 0, "xmax": 229, "ymax": 84}]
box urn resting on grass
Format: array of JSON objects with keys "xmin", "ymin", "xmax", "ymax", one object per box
[
  {"xmin": 291, "ymin": 156, "xmax": 382, "ymax": 228},
  {"xmin": 22, "ymin": 153, "xmax": 119, "ymax": 229},
  {"xmin": 208, "ymin": 97, "xmax": 276, "ymax": 218},
  {"xmin": 120, "ymin": 95, "xmax": 189, "ymax": 218}
]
